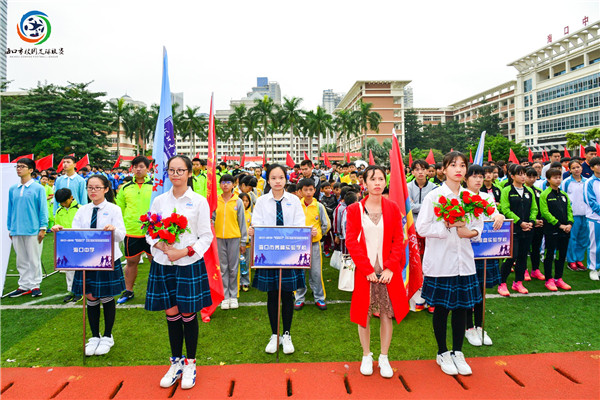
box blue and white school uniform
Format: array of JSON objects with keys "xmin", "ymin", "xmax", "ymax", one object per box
[
  {"xmin": 145, "ymin": 188, "xmax": 213, "ymax": 314},
  {"xmin": 583, "ymin": 176, "xmax": 600, "ymax": 272},
  {"xmin": 473, "ymin": 190, "xmax": 502, "ymax": 288},
  {"xmin": 71, "ymin": 200, "xmax": 126, "ymax": 298},
  {"xmin": 416, "ymin": 184, "xmax": 483, "ymax": 309},
  {"xmin": 561, "ymin": 176, "xmax": 589, "ymax": 263},
  {"xmin": 53, "ymin": 173, "xmax": 88, "ymax": 214}
]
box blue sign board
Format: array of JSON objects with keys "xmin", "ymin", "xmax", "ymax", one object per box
[
  {"xmin": 54, "ymin": 229, "xmax": 114, "ymax": 271},
  {"xmin": 472, "ymin": 220, "xmax": 513, "ymax": 259},
  {"xmin": 252, "ymin": 226, "xmax": 312, "ymax": 269}
]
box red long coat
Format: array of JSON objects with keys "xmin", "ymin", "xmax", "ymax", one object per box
[{"xmin": 345, "ymin": 196, "xmax": 409, "ymax": 327}]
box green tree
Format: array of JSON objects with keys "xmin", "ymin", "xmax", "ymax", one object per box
[
  {"xmin": 305, "ymin": 106, "xmax": 332, "ymax": 161},
  {"xmin": 333, "ymin": 109, "xmax": 358, "ymax": 151},
  {"xmin": 179, "ymin": 106, "xmax": 206, "ymax": 157},
  {"xmin": 228, "ymin": 104, "xmax": 249, "ymax": 161},
  {"xmin": 566, "ymin": 128, "xmax": 600, "ymax": 148},
  {"xmin": 245, "ymin": 112, "xmax": 261, "ymax": 157},
  {"xmin": 403, "ymin": 108, "xmax": 423, "ymax": 151},
  {"xmin": 280, "ymin": 97, "xmax": 305, "ymax": 160},
  {"xmin": 353, "ymin": 101, "xmax": 382, "ymax": 157},
  {"xmin": 475, "ymin": 135, "xmax": 527, "ymax": 162},
  {"xmin": 251, "ymin": 96, "xmax": 275, "ymax": 160},
  {"xmin": 107, "ymin": 97, "xmax": 133, "ymax": 156},
  {"xmin": 466, "ymin": 104, "xmax": 503, "ymax": 139}
]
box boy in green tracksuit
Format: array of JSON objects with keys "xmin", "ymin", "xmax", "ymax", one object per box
[
  {"xmin": 52, "ymin": 188, "xmax": 81, "ymax": 303},
  {"xmin": 539, "ymin": 168, "xmax": 574, "ymax": 291}
]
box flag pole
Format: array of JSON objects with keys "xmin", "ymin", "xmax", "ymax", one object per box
[
  {"xmin": 276, "ymin": 268, "xmax": 282, "ymax": 363},
  {"xmin": 481, "ymin": 260, "xmax": 487, "ymax": 345}
]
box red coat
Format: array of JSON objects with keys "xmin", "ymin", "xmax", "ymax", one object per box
[{"xmin": 345, "ymin": 196, "xmax": 409, "ymax": 327}]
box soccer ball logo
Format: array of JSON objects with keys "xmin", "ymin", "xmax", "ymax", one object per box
[{"xmin": 17, "ymin": 10, "xmax": 51, "ymax": 45}]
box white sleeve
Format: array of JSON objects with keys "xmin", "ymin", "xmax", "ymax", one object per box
[
  {"xmin": 192, "ymin": 197, "xmax": 213, "ymax": 256},
  {"xmin": 72, "ymin": 207, "xmax": 84, "ymax": 229},
  {"xmin": 251, "ymin": 197, "xmax": 265, "ymax": 226},
  {"xmin": 111, "ymin": 205, "xmax": 126, "ymax": 243},
  {"xmin": 415, "ymin": 192, "xmax": 450, "ymax": 239}
]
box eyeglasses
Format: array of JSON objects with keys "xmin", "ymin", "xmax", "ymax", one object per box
[
  {"xmin": 87, "ymin": 186, "xmax": 106, "ymax": 192},
  {"xmin": 15, "ymin": 165, "xmax": 28, "ymax": 169},
  {"xmin": 167, "ymin": 168, "xmax": 189, "ymax": 176},
  {"xmin": 220, "ymin": 181, "xmax": 233, "ymax": 185}
]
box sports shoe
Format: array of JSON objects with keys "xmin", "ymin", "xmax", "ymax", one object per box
[
  {"xmin": 530, "ymin": 269, "xmax": 546, "ymax": 280},
  {"xmin": 160, "ymin": 357, "xmax": 184, "ymax": 388},
  {"xmin": 378, "ymin": 354, "xmax": 393, "ymax": 378},
  {"xmin": 31, "ymin": 288, "xmax": 42, "ymax": 297},
  {"xmin": 315, "ymin": 299, "xmax": 327, "ymax": 310},
  {"xmin": 73, "ymin": 295, "xmax": 83, "ymax": 303},
  {"xmin": 567, "ymin": 262, "xmax": 578, "ymax": 272},
  {"xmin": 94, "ymin": 335, "xmax": 114, "ymax": 355},
  {"xmin": 221, "ymin": 299, "xmax": 230, "ymax": 310},
  {"xmin": 545, "ymin": 279, "xmax": 558, "ymax": 291},
  {"xmin": 181, "ymin": 358, "xmax": 196, "ymax": 389},
  {"xmin": 242, "ymin": 285, "xmax": 249, "ymax": 292},
  {"xmin": 436, "ymin": 351, "xmax": 458, "ymax": 375},
  {"xmin": 451, "ymin": 351, "xmax": 472, "ymax": 375},
  {"xmin": 63, "ymin": 292, "xmax": 75, "ymax": 303},
  {"xmin": 116, "ymin": 290, "xmax": 134, "ymax": 304},
  {"xmin": 85, "ymin": 337, "xmax": 101, "ymax": 356},
  {"xmin": 590, "ymin": 270, "xmax": 599, "ymax": 281},
  {"xmin": 427, "ymin": 306, "xmax": 435, "ymax": 314},
  {"xmin": 555, "ymin": 278, "xmax": 571, "ymax": 290},
  {"xmin": 576, "ymin": 262, "xmax": 586, "ymax": 271},
  {"xmin": 294, "ymin": 300, "xmax": 304, "ymax": 310},
  {"xmin": 524, "ymin": 270, "xmax": 531, "ymax": 281},
  {"xmin": 229, "ymin": 298, "xmax": 239, "ymax": 309},
  {"xmin": 511, "ymin": 281, "xmax": 529, "ymax": 294},
  {"xmin": 465, "ymin": 327, "xmax": 482, "ymax": 346},
  {"xmin": 282, "ymin": 331, "xmax": 294, "ymax": 354},
  {"xmin": 265, "ymin": 334, "xmax": 279, "ymax": 354},
  {"xmin": 6, "ymin": 288, "xmax": 31, "ymax": 297},
  {"xmin": 477, "ymin": 327, "xmax": 493, "ymax": 346},
  {"xmin": 360, "ymin": 352, "xmax": 373, "ymax": 376},
  {"xmin": 497, "ymin": 283, "xmax": 510, "ymax": 297}
]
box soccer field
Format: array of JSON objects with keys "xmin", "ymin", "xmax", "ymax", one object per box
[{"xmin": 1, "ymin": 233, "xmax": 599, "ymax": 368}]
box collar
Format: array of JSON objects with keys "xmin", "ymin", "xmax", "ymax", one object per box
[
  {"xmin": 18, "ymin": 178, "xmax": 35, "ymax": 188},
  {"xmin": 91, "ymin": 199, "xmax": 108, "ymax": 209},
  {"xmin": 168, "ymin": 187, "xmax": 195, "ymax": 201},
  {"xmin": 267, "ymin": 190, "xmax": 293, "ymax": 203},
  {"xmin": 439, "ymin": 182, "xmax": 464, "ymax": 196},
  {"xmin": 302, "ymin": 197, "xmax": 317, "ymax": 207},
  {"xmin": 65, "ymin": 173, "xmax": 78, "ymax": 180}
]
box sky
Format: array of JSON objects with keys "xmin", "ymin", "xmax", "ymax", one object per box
[{"xmin": 5, "ymin": 0, "xmax": 600, "ymax": 113}]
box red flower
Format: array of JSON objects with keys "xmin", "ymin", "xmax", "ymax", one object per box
[
  {"xmin": 462, "ymin": 191, "xmax": 472, "ymax": 204},
  {"xmin": 471, "ymin": 194, "xmax": 482, "ymax": 203},
  {"xmin": 450, "ymin": 198, "xmax": 459, "ymax": 206},
  {"xmin": 140, "ymin": 214, "xmax": 149, "ymax": 222},
  {"xmin": 439, "ymin": 196, "xmax": 447, "ymax": 205},
  {"xmin": 150, "ymin": 231, "xmax": 159, "ymax": 239},
  {"xmin": 448, "ymin": 216, "xmax": 456, "ymax": 224},
  {"xmin": 175, "ymin": 215, "xmax": 188, "ymax": 229},
  {"xmin": 163, "ymin": 217, "xmax": 171, "ymax": 228},
  {"xmin": 449, "ymin": 208, "xmax": 463, "ymax": 217},
  {"xmin": 151, "ymin": 214, "xmax": 158, "ymax": 222},
  {"xmin": 486, "ymin": 206, "xmax": 495, "ymax": 216},
  {"xmin": 434, "ymin": 207, "xmax": 442, "ymax": 217}
]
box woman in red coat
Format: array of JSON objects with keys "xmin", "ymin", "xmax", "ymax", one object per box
[{"xmin": 345, "ymin": 165, "xmax": 409, "ymax": 379}]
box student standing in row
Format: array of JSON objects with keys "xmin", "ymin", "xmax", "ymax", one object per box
[
  {"xmin": 53, "ymin": 188, "xmax": 81, "ymax": 302},
  {"xmin": 238, "ymin": 192, "xmax": 253, "ymax": 292},
  {"xmin": 524, "ymin": 168, "xmax": 546, "ymax": 281},
  {"xmin": 561, "ymin": 160, "xmax": 589, "ymax": 271},
  {"xmin": 54, "ymin": 156, "xmax": 88, "ymax": 213}
]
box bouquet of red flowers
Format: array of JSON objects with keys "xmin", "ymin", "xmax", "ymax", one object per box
[
  {"xmin": 433, "ymin": 195, "xmax": 466, "ymax": 224},
  {"xmin": 140, "ymin": 209, "xmax": 191, "ymax": 245},
  {"xmin": 461, "ymin": 191, "xmax": 496, "ymax": 219}
]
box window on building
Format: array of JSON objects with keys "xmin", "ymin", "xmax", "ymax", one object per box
[{"xmin": 524, "ymin": 79, "xmax": 533, "ymax": 93}]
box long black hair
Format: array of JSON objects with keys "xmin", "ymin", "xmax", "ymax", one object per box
[
  {"xmin": 87, "ymin": 175, "xmax": 115, "ymax": 203},
  {"xmin": 263, "ymin": 163, "xmax": 287, "ymax": 194}
]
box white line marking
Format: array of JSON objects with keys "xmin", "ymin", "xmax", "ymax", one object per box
[{"xmin": 21, "ymin": 293, "xmax": 65, "ymax": 306}]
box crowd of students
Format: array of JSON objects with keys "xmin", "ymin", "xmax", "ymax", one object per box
[{"xmin": 6, "ymin": 147, "xmax": 599, "ymax": 386}]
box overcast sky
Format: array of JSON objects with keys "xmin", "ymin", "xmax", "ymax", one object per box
[{"xmin": 5, "ymin": 0, "xmax": 599, "ymax": 113}]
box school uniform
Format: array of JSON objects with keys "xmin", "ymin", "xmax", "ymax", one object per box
[
  {"xmin": 480, "ymin": 184, "xmax": 501, "ymax": 204},
  {"xmin": 333, "ymin": 201, "xmax": 348, "ymax": 253},
  {"xmin": 561, "ymin": 176, "xmax": 589, "ymax": 263},
  {"xmin": 539, "ymin": 187, "xmax": 573, "ymax": 280},
  {"xmin": 471, "ymin": 191, "xmax": 502, "ymax": 288},
  {"xmin": 528, "ymin": 185, "xmax": 545, "ymax": 273},
  {"xmin": 55, "ymin": 201, "xmax": 81, "ymax": 292},
  {"xmin": 53, "ymin": 173, "xmax": 88, "ymax": 214},
  {"xmin": 144, "ymin": 187, "xmax": 213, "ymax": 314},
  {"xmin": 239, "ymin": 207, "xmax": 252, "ymax": 287},
  {"xmin": 116, "ymin": 177, "xmax": 153, "ymax": 258},
  {"xmin": 583, "ymin": 175, "xmax": 600, "ymax": 273}
]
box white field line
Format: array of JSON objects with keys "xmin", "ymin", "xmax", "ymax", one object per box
[
  {"xmin": 1, "ymin": 290, "xmax": 598, "ymax": 310},
  {"xmin": 21, "ymin": 293, "xmax": 65, "ymax": 305}
]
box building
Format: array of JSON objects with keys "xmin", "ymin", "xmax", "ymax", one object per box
[
  {"xmin": 106, "ymin": 95, "xmax": 148, "ymax": 159},
  {"xmin": 403, "ymin": 86, "xmax": 414, "ymax": 109},
  {"xmin": 335, "ymin": 80, "xmax": 411, "ymax": 152},
  {"xmin": 232, "ymin": 77, "xmax": 282, "ymax": 106},
  {"xmin": 171, "ymin": 92, "xmax": 184, "ymax": 114},
  {"xmin": 508, "ymin": 20, "xmax": 600, "ymax": 151},
  {"xmin": 413, "ymin": 107, "xmax": 454, "ymax": 126},
  {"xmin": 0, "ymin": 0, "xmax": 7, "ymax": 91},
  {"xmin": 322, "ymin": 89, "xmax": 344, "ymax": 114}
]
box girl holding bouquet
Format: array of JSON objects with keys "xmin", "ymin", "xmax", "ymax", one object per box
[
  {"xmin": 145, "ymin": 155, "xmax": 213, "ymax": 390},
  {"xmin": 416, "ymin": 152, "xmax": 483, "ymax": 376}
]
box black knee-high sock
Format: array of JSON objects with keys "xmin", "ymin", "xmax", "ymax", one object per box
[
  {"xmin": 87, "ymin": 299, "xmax": 101, "ymax": 338},
  {"xmin": 432, "ymin": 306, "xmax": 450, "ymax": 354},
  {"xmin": 101, "ymin": 297, "xmax": 116, "ymax": 337},
  {"xmin": 166, "ymin": 313, "xmax": 183, "ymax": 358},
  {"xmin": 466, "ymin": 308, "xmax": 475, "ymax": 330},
  {"xmin": 281, "ymin": 291, "xmax": 294, "ymax": 334},
  {"xmin": 267, "ymin": 291, "xmax": 279, "ymax": 335},
  {"xmin": 451, "ymin": 309, "xmax": 467, "ymax": 352},
  {"xmin": 182, "ymin": 313, "xmax": 198, "ymax": 359}
]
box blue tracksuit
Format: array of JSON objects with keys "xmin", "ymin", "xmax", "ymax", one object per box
[
  {"xmin": 582, "ymin": 175, "xmax": 600, "ymax": 271},
  {"xmin": 561, "ymin": 176, "xmax": 589, "ymax": 263}
]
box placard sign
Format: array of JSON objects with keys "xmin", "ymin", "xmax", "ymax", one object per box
[
  {"xmin": 54, "ymin": 229, "xmax": 114, "ymax": 271},
  {"xmin": 252, "ymin": 226, "xmax": 312, "ymax": 269},
  {"xmin": 472, "ymin": 220, "xmax": 513, "ymax": 259}
]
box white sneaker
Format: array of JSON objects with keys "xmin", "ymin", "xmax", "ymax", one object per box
[
  {"xmin": 378, "ymin": 354, "xmax": 393, "ymax": 378},
  {"xmin": 436, "ymin": 351, "xmax": 458, "ymax": 375},
  {"xmin": 590, "ymin": 270, "xmax": 600, "ymax": 281},
  {"xmin": 160, "ymin": 357, "xmax": 184, "ymax": 388},
  {"xmin": 360, "ymin": 352, "xmax": 373, "ymax": 376},
  {"xmin": 465, "ymin": 327, "xmax": 482, "ymax": 347},
  {"xmin": 451, "ymin": 351, "xmax": 472, "ymax": 376},
  {"xmin": 229, "ymin": 298, "xmax": 239, "ymax": 309},
  {"xmin": 477, "ymin": 327, "xmax": 493, "ymax": 346},
  {"xmin": 265, "ymin": 334, "xmax": 279, "ymax": 354},
  {"xmin": 282, "ymin": 331, "xmax": 294, "ymax": 354},
  {"xmin": 85, "ymin": 337, "xmax": 101, "ymax": 356},
  {"xmin": 94, "ymin": 335, "xmax": 114, "ymax": 355},
  {"xmin": 181, "ymin": 358, "xmax": 196, "ymax": 389},
  {"xmin": 221, "ymin": 298, "xmax": 230, "ymax": 310}
]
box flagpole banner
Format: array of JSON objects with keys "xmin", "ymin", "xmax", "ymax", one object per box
[
  {"xmin": 252, "ymin": 227, "xmax": 312, "ymax": 269},
  {"xmin": 54, "ymin": 230, "xmax": 115, "ymax": 271},
  {"xmin": 473, "ymin": 131, "xmax": 486, "ymax": 166},
  {"xmin": 150, "ymin": 47, "xmax": 176, "ymax": 203},
  {"xmin": 1, "ymin": 165, "xmax": 21, "ymax": 292}
]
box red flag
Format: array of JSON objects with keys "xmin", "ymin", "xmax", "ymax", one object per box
[
  {"xmin": 425, "ymin": 149, "xmax": 435, "ymax": 164},
  {"xmin": 450, "ymin": 148, "xmax": 454, "ymax": 152},
  {"xmin": 580, "ymin": 145, "xmax": 585, "ymax": 158},
  {"xmin": 528, "ymin": 148, "xmax": 533, "ymax": 163},
  {"xmin": 285, "ymin": 152, "xmax": 295, "ymax": 168},
  {"xmin": 389, "ymin": 133, "xmax": 422, "ymax": 309},
  {"xmin": 368, "ymin": 149, "xmax": 375, "ymax": 165},
  {"xmin": 469, "ymin": 149, "xmax": 473, "ymax": 163},
  {"xmin": 75, "ymin": 154, "xmax": 90, "ymax": 171},
  {"xmin": 0, "ymin": 154, "xmax": 10, "ymax": 163},
  {"xmin": 408, "ymin": 150, "xmax": 413, "ymax": 167},
  {"xmin": 564, "ymin": 146, "xmax": 570, "ymax": 158},
  {"xmin": 35, "ymin": 154, "xmax": 53, "ymax": 171},
  {"xmin": 201, "ymin": 93, "xmax": 224, "ymax": 322},
  {"xmin": 323, "ymin": 153, "xmax": 332, "ymax": 169},
  {"xmin": 487, "ymin": 149, "xmax": 493, "ymax": 162},
  {"xmin": 596, "ymin": 143, "xmax": 600, "ymax": 156},
  {"xmin": 508, "ymin": 148, "xmax": 519, "ymax": 164},
  {"xmin": 303, "ymin": 151, "xmax": 309, "ymax": 161},
  {"xmin": 11, "ymin": 154, "xmax": 34, "ymax": 163},
  {"xmin": 195, "ymin": 152, "xmax": 200, "ymax": 159},
  {"xmin": 112, "ymin": 155, "xmax": 122, "ymax": 169},
  {"xmin": 240, "ymin": 153, "xmax": 246, "ymax": 167},
  {"xmin": 345, "ymin": 153, "xmax": 351, "ymax": 163},
  {"xmin": 56, "ymin": 153, "xmax": 75, "ymax": 173},
  {"xmin": 544, "ymin": 149, "xmax": 550, "ymax": 162}
]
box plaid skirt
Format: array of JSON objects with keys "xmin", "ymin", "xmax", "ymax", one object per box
[
  {"xmin": 72, "ymin": 260, "xmax": 125, "ymax": 298},
  {"xmin": 252, "ymin": 268, "xmax": 306, "ymax": 292},
  {"xmin": 422, "ymin": 274, "xmax": 482, "ymax": 310},
  {"xmin": 145, "ymin": 259, "xmax": 212, "ymax": 314},
  {"xmin": 475, "ymin": 259, "xmax": 501, "ymax": 289}
]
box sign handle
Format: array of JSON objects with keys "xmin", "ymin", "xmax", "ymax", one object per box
[
  {"xmin": 82, "ymin": 271, "xmax": 86, "ymax": 365},
  {"xmin": 276, "ymin": 268, "xmax": 282, "ymax": 363},
  {"xmin": 481, "ymin": 259, "xmax": 487, "ymax": 345}
]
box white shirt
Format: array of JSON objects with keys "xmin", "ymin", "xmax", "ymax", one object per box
[
  {"xmin": 251, "ymin": 190, "xmax": 305, "ymax": 227},
  {"xmin": 416, "ymin": 183, "xmax": 483, "ymax": 277},
  {"xmin": 72, "ymin": 200, "xmax": 126, "ymax": 260},
  {"xmin": 146, "ymin": 187, "xmax": 213, "ymax": 266}
]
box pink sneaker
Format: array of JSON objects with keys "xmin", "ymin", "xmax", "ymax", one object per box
[
  {"xmin": 511, "ymin": 281, "xmax": 529, "ymax": 294},
  {"xmin": 497, "ymin": 283, "xmax": 510, "ymax": 297},
  {"xmin": 530, "ymin": 269, "xmax": 546, "ymax": 280},
  {"xmin": 555, "ymin": 278, "xmax": 571, "ymax": 290},
  {"xmin": 545, "ymin": 279, "xmax": 558, "ymax": 291},
  {"xmin": 524, "ymin": 270, "xmax": 531, "ymax": 281}
]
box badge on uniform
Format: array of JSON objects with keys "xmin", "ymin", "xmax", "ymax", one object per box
[
  {"xmin": 525, "ymin": 193, "xmax": 530, "ymax": 199},
  {"xmin": 561, "ymin": 196, "xmax": 566, "ymax": 202}
]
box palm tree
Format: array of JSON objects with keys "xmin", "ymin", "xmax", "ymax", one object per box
[
  {"xmin": 124, "ymin": 106, "xmax": 151, "ymax": 156},
  {"xmin": 179, "ymin": 106, "xmax": 204, "ymax": 157},
  {"xmin": 333, "ymin": 109, "xmax": 357, "ymax": 153},
  {"xmin": 305, "ymin": 106, "xmax": 332, "ymax": 162},
  {"xmin": 251, "ymin": 96, "xmax": 275, "ymax": 161},
  {"xmin": 228, "ymin": 104, "xmax": 248, "ymax": 161},
  {"xmin": 107, "ymin": 97, "xmax": 132, "ymax": 156},
  {"xmin": 353, "ymin": 101, "xmax": 382, "ymax": 157},
  {"xmin": 280, "ymin": 97, "xmax": 305, "ymax": 161},
  {"xmin": 268, "ymin": 105, "xmax": 283, "ymax": 161},
  {"xmin": 245, "ymin": 112, "xmax": 261, "ymax": 156}
]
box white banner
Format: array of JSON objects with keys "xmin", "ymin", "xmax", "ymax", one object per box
[{"xmin": 1, "ymin": 165, "xmax": 20, "ymax": 293}]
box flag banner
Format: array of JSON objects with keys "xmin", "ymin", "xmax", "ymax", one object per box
[
  {"xmin": 240, "ymin": 153, "xmax": 246, "ymax": 167},
  {"xmin": 112, "ymin": 155, "xmax": 122, "ymax": 169},
  {"xmin": 368, "ymin": 149, "xmax": 375, "ymax": 165},
  {"xmin": 11, "ymin": 154, "xmax": 34, "ymax": 163},
  {"xmin": 564, "ymin": 146, "xmax": 570, "ymax": 158},
  {"xmin": 425, "ymin": 149, "xmax": 435, "ymax": 164},
  {"xmin": 35, "ymin": 154, "xmax": 53, "ymax": 170},
  {"xmin": 528, "ymin": 148, "xmax": 533, "ymax": 163},
  {"xmin": 75, "ymin": 154, "xmax": 89, "ymax": 171},
  {"xmin": 469, "ymin": 149, "xmax": 473, "ymax": 163},
  {"xmin": 150, "ymin": 47, "xmax": 176, "ymax": 203},
  {"xmin": 1, "ymin": 154, "xmax": 10, "ymax": 163},
  {"xmin": 508, "ymin": 148, "xmax": 519, "ymax": 164},
  {"xmin": 488, "ymin": 149, "xmax": 493, "ymax": 162},
  {"xmin": 473, "ymin": 131, "xmax": 486, "ymax": 165},
  {"xmin": 580, "ymin": 145, "xmax": 585, "ymax": 158},
  {"xmin": 408, "ymin": 150, "xmax": 413, "ymax": 167},
  {"xmin": 323, "ymin": 153, "xmax": 331, "ymax": 169},
  {"xmin": 303, "ymin": 151, "xmax": 309, "ymax": 161},
  {"xmin": 285, "ymin": 152, "xmax": 295, "ymax": 169}
]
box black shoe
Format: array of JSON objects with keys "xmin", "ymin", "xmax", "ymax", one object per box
[
  {"xmin": 63, "ymin": 292, "xmax": 75, "ymax": 303},
  {"xmin": 117, "ymin": 290, "xmax": 134, "ymax": 304}
]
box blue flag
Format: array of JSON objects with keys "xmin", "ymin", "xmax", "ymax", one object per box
[
  {"xmin": 473, "ymin": 130, "xmax": 486, "ymax": 166},
  {"xmin": 150, "ymin": 47, "xmax": 176, "ymax": 204}
]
